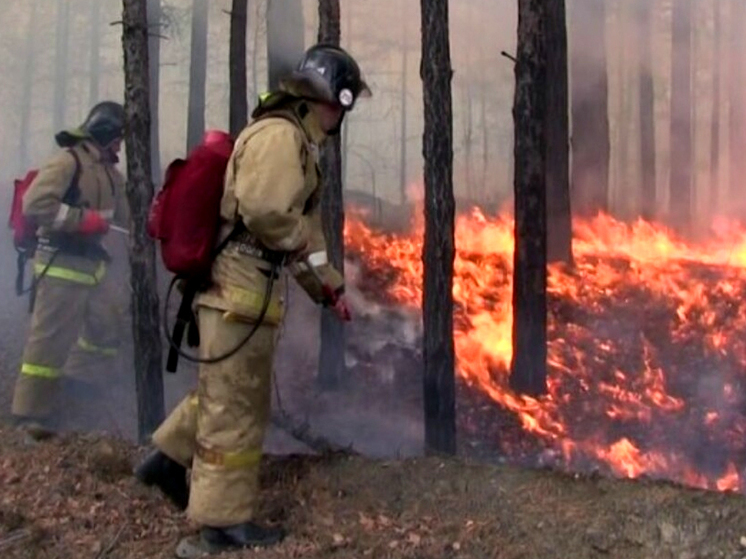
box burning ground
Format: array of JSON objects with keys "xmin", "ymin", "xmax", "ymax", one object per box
[{"xmin": 345, "ymin": 209, "xmax": 746, "ymax": 493}]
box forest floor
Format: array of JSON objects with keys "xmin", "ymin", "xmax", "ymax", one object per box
[{"xmin": 2, "ymin": 424, "xmax": 746, "ymax": 559}]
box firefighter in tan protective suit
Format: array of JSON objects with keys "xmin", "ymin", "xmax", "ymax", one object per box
[
  {"xmin": 135, "ymin": 45, "xmax": 370, "ymax": 556},
  {"xmin": 11, "ymin": 101, "xmax": 128, "ymax": 436}
]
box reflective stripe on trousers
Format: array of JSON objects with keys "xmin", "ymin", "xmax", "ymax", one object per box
[
  {"xmin": 20, "ymin": 363, "xmax": 60, "ymax": 379},
  {"xmin": 189, "ymin": 394, "xmax": 262, "ymax": 469},
  {"xmin": 34, "ymin": 261, "xmax": 106, "ymax": 286},
  {"xmin": 77, "ymin": 337, "xmax": 118, "ymax": 356}
]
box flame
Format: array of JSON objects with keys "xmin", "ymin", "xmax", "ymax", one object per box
[{"xmin": 345, "ymin": 204, "xmax": 746, "ymax": 492}]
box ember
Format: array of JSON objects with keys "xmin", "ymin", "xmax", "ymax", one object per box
[{"xmin": 345, "ymin": 206, "xmax": 746, "ymax": 492}]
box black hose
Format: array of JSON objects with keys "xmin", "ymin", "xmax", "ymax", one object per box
[{"xmin": 161, "ymin": 263, "xmax": 278, "ymax": 366}]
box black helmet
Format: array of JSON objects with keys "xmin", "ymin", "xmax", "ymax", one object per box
[
  {"xmin": 280, "ymin": 44, "xmax": 371, "ymax": 110},
  {"xmin": 81, "ymin": 101, "xmax": 125, "ymax": 147}
]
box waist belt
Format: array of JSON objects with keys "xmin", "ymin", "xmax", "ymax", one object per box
[
  {"xmin": 38, "ymin": 234, "xmax": 111, "ymax": 262},
  {"xmin": 229, "ymin": 230, "xmax": 286, "ymax": 266}
]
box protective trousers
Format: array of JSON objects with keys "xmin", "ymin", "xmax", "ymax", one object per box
[
  {"xmin": 152, "ymin": 306, "xmax": 277, "ymax": 527},
  {"xmin": 11, "ymin": 269, "xmax": 121, "ymax": 421}
]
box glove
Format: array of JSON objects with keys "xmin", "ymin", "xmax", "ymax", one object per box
[
  {"xmin": 78, "ymin": 210, "xmax": 110, "ymax": 235},
  {"xmin": 323, "ymin": 287, "xmax": 351, "ymax": 322},
  {"xmin": 331, "ymin": 295, "xmax": 352, "ymax": 322}
]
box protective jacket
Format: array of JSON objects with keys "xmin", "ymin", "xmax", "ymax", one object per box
[
  {"xmin": 23, "ymin": 140, "xmax": 127, "ymax": 283},
  {"xmin": 196, "ymin": 100, "xmax": 344, "ymax": 323}
]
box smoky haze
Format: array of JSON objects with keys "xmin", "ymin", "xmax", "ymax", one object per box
[
  {"xmin": 0, "ymin": 0, "xmax": 735, "ymax": 461},
  {"xmin": 0, "ymin": 0, "xmax": 514, "ymax": 452}
]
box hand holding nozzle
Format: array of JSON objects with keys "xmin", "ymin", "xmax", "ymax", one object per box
[{"xmin": 304, "ymin": 258, "xmax": 351, "ymax": 322}]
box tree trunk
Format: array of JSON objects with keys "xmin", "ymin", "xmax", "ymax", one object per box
[
  {"xmin": 728, "ymin": 0, "xmax": 744, "ymax": 211},
  {"xmin": 480, "ymin": 50, "xmax": 489, "ymax": 200},
  {"xmin": 317, "ymin": 0, "xmax": 345, "ymax": 390},
  {"xmin": 545, "ymin": 0, "xmax": 572, "ymax": 264},
  {"xmin": 121, "ymin": 0, "xmax": 165, "ymax": 443},
  {"xmin": 147, "ymin": 0, "xmax": 162, "ymax": 183},
  {"xmin": 186, "ymin": 0, "xmax": 208, "ymax": 152},
  {"xmin": 710, "ymin": 0, "xmax": 721, "ymax": 215},
  {"xmin": 464, "ymin": 85, "xmax": 474, "ymax": 202},
  {"xmin": 230, "ymin": 0, "xmax": 249, "ymax": 137},
  {"xmin": 267, "ymin": 0, "xmax": 306, "ymax": 91},
  {"xmin": 53, "ymin": 0, "xmax": 71, "ymax": 134},
  {"xmin": 569, "ymin": 0, "xmax": 610, "ymax": 216},
  {"xmin": 89, "ymin": 0, "xmax": 101, "ymax": 107},
  {"xmin": 250, "ymin": 0, "xmax": 262, "ymax": 101},
  {"xmin": 669, "ymin": 0, "xmax": 693, "ymax": 233},
  {"xmin": 341, "ymin": 4, "xmax": 352, "ymax": 187},
  {"xmin": 637, "ymin": 0, "xmax": 656, "ymax": 221},
  {"xmin": 421, "ymin": 0, "xmax": 456, "ymax": 455},
  {"xmin": 399, "ymin": 10, "xmax": 409, "ymax": 205},
  {"xmin": 511, "ymin": 0, "xmax": 548, "ymax": 396},
  {"xmin": 18, "ymin": 0, "xmax": 38, "ymax": 170},
  {"xmin": 615, "ymin": 1, "xmax": 632, "ymax": 213}
]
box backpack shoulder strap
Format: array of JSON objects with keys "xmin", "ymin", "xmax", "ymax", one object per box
[{"xmin": 61, "ymin": 147, "xmax": 83, "ymax": 206}]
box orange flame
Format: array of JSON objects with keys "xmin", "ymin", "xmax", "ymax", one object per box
[{"xmin": 346, "ymin": 205, "xmax": 746, "ymax": 492}]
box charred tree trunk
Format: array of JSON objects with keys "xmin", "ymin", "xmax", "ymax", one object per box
[
  {"xmin": 147, "ymin": 0, "xmax": 162, "ymax": 183},
  {"xmin": 53, "ymin": 0, "xmax": 71, "ymax": 134},
  {"xmin": 669, "ymin": 0, "xmax": 693, "ymax": 232},
  {"xmin": 728, "ymin": 0, "xmax": 744, "ymax": 211},
  {"xmin": 569, "ymin": 0, "xmax": 610, "ymax": 216},
  {"xmin": 230, "ymin": 0, "xmax": 249, "ymax": 137},
  {"xmin": 511, "ymin": 0, "xmax": 548, "ymax": 396},
  {"xmin": 637, "ymin": 0, "xmax": 656, "ymax": 221},
  {"xmin": 89, "ymin": 0, "xmax": 101, "ymax": 107},
  {"xmin": 317, "ymin": 0, "xmax": 345, "ymax": 390},
  {"xmin": 421, "ymin": 0, "xmax": 456, "ymax": 455},
  {"xmin": 186, "ymin": 0, "xmax": 208, "ymax": 152},
  {"xmin": 267, "ymin": 0, "xmax": 305, "ymax": 90},
  {"xmin": 545, "ymin": 0, "xmax": 572, "ymax": 264},
  {"xmin": 710, "ymin": 0, "xmax": 721, "ymax": 215},
  {"xmin": 18, "ymin": 0, "xmax": 38, "ymax": 170},
  {"xmin": 122, "ymin": 0, "xmax": 165, "ymax": 442}
]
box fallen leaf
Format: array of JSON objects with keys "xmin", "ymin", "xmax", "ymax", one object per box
[{"xmin": 359, "ymin": 513, "xmax": 375, "ymax": 530}]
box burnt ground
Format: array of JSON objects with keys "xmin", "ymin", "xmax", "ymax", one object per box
[{"xmin": 2, "ymin": 424, "xmax": 746, "ymax": 559}]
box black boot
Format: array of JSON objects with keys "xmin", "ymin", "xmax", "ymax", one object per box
[
  {"xmin": 201, "ymin": 522, "xmax": 286, "ymax": 549},
  {"xmin": 175, "ymin": 522, "xmax": 285, "ymax": 558},
  {"xmin": 12, "ymin": 415, "xmax": 57, "ymax": 443},
  {"xmin": 134, "ymin": 450, "xmax": 189, "ymax": 511}
]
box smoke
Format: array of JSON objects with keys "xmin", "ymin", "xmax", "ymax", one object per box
[
  {"xmin": 266, "ymin": 259, "xmax": 424, "ymax": 458},
  {"xmin": 266, "ymin": 0, "xmax": 306, "ymax": 91}
]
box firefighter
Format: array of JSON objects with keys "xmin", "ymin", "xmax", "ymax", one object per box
[
  {"xmin": 11, "ymin": 101, "xmax": 129, "ymax": 437},
  {"xmin": 135, "ymin": 44, "xmax": 371, "ymax": 556}
]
